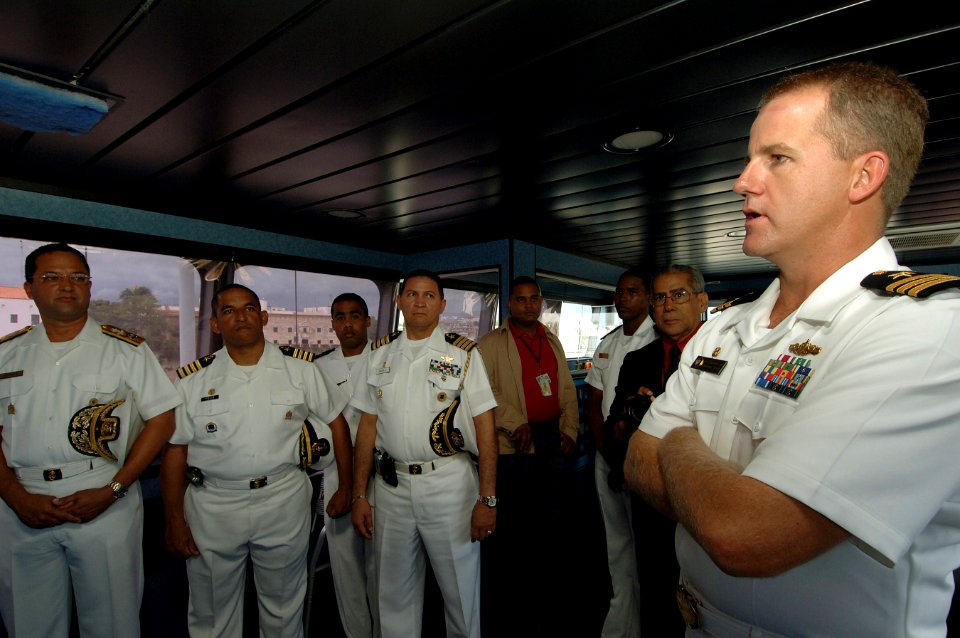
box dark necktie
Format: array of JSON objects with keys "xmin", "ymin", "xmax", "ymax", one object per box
[{"xmin": 666, "ymin": 345, "xmax": 681, "ymax": 380}]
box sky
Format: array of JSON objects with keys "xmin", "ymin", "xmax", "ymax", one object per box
[
  {"xmin": 0, "ymin": 236, "xmax": 381, "ymax": 312},
  {"xmin": 0, "ymin": 236, "xmax": 477, "ymax": 318}
]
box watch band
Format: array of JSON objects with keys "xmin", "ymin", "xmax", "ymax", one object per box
[{"xmin": 109, "ymin": 480, "xmax": 128, "ymax": 500}]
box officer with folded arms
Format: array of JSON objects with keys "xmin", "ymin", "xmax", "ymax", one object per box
[
  {"xmin": 0, "ymin": 242, "xmax": 180, "ymax": 637},
  {"xmin": 161, "ymin": 283, "xmax": 352, "ymax": 638}
]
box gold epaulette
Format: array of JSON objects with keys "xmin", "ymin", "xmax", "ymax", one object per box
[
  {"xmin": 861, "ymin": 270, "xmax": 960, "ymax": 298},
  {"xmin": 710, "ymin": 290, "xmax": 761, "ymax": 314},
  {"xmin": 279, "ymin": 345, "xmax": 317, "ymax": 362},
  {"xmin": 0, "ymin": 325, "xmax": 32, "ymax": 345},
  {"xmin": 176, "ymin": 354, "xmax": 216, "ymax": 379},
  {"xmin": 372, "ymin": 331, "xmax": 401, "ymax": 350},
  {"xmin": 444, "ymin": 332, "xmax": 477, "ymax": 352},
  {"xmin": 101, "ymin": 324, "xmax": 145, "ymax": 346}
]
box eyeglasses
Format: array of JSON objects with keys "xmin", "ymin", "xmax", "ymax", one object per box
[
  {"xmin": 36, "ymin": 272, "xmax": 91, "ymax": 285},
  {"xmin": 651, "ymin": 289, "xmax": 694, "ymax": 306}
]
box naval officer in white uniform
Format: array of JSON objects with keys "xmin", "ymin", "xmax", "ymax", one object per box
[
  {"xmin": 0, "ymin": 242, "xmax": 180, "ymax": 638},
  {"xmin": 315, "ymin": 292, "xmax": 379, "ymax": 637},
  {"xmin": 351, "ymin": 270, "xmax": 497, "ymax": 638},
  {"xmin": 162, "ymin": 284, "xmax": 353, "ymax": 638},
  {"xmin": 627, "ymin": 62, "xmax": 960, "ymax": 638}
]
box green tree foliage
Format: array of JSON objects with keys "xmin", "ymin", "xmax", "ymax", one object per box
[{"xmin": 90, "ymin": 286, "xmax": 180, "ymax": 375}]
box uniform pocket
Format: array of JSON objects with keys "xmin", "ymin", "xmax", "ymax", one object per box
[
  {"xmin": 72, "ymin": 372, "xmax": 121, "ymax": 397},
  {"xmin": 271, "ymin": 389, "xmax": 307, "ymax": 424},
  {"xmin": 428, "ymin": 374, "xmax": 461, "ymax": 411},
  {"xmin": 734, "ymin": 385, "xmax": 798, "ymax": 442}
]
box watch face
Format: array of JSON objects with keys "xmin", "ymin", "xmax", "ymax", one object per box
[{"xmin": 482, "ymin": 496, "xmax": 497, "ymax": 507}]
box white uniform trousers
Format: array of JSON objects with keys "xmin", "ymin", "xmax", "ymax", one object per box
[
  {"xmin": 325, "ymin": 468, "xmax": 379, "ymax": 638},
  {"xmin": 184, "ymin": 467, "xmax": 311, "ymax": 638},
  {"xmin": 0, "ymin": 461, "xmax": 143, "ymax": 638},
  {"xmin": 595, "ymin": 452, "xmax": 642, "ymax": 637},
  {"xmin": 374, "ymin": 454, "xmax": 480, "ymax": 638}
]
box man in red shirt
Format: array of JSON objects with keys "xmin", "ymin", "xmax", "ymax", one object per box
[{"xmin": 477, "ymin": 276, "xmax": 579, "ymax": 637}]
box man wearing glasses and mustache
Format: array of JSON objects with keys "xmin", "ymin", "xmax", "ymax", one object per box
[{"xmin": 0, "ymin": 242, "xmax": 180, "ymax": 637}]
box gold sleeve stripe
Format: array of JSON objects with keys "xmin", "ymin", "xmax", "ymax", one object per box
[
  {"xmin": 444, "ymin": 332, "xmax": 477, "ymax": 351},
  {"xmin": 861, "ymin": 271, "xmax": 960, "ymax": 298},
  {"xmin": 280, "ymin": 345, "xmax": 317, "ymax": 361},
  {"xmin": 176, "ymin": 354, "xmax": 216, "ymax": 379}
]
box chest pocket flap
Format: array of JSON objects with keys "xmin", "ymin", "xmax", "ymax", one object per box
[
  {"xmin": 0, "ymin": 373, "xmax": 33, "ymax": 400},
  {"xmin": 735, "ymin": 386, "xmax": 798, "ymax": 441},
  {"xmin": 196, "ymin": 395, "xmax": 230, "ymax": 417},
  {"xmin": 690, "ymin": 374, "xmax": 726, "ymax": 413},
  {"xmin": 72, "ymin": 372, "xmax": 121, "ymax": 395}
]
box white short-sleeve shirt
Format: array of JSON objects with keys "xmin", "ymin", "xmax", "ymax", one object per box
[
  {"xmin": 586, "ymin": 316, "xmax": 656, "ymax": 419},
  {"xmin": 0, "ymin": 316, "xmax": 180, "ymax": 468},
  {"xmin": 316, "ymin": 343, "xmax": 370, "ymax": 444},
  {"xmin": 641, "ymin": 239, "xmax": 960, "ymax": 637},
  {"xmin": 172, "ymin": 342, "xmax": 346, "ymax": 480},
  {"xmin": 351, "ymin": 327, "xmax": 496, "ymax": 462}
]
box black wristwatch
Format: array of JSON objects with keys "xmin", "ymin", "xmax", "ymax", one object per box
[
  {"xmin": 109, "ymin": 480, "xmax": 128, "ymax": 500},
  {"xmin": 478, "ymin": 495, "xmax": 497, "ymax": 508}
]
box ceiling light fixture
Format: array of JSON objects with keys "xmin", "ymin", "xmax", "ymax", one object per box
[
  {"xmin": 324, "ymin": 209, "xmax": 365, "ymax": 219},
  {"xmin": 0, "ymin": 63, "xmax": 123, "ymax": 135},
  {"xmin": 726, "ymin": 229, "xmax": 747, "ymax": 238},
  {"xmin": 603, "ymin": 128, "xmax": 673, "ymax": 154}
]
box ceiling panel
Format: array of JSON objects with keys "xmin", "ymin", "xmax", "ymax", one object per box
[{"xmin": 1, "ymin": 0, "xmax": 958, "ymax": 278}]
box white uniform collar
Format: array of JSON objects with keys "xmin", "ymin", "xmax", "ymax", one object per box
[
  {"xmin": 28, "ymin": 314, "xmax": 98, "ymax": 353},
  {"xmin": 327, "ymin": 341, "xmax": 371, "ymax": 363},
  {"xmin": 398, "ymin": 325, "xmax": 447, "ymax": 357},
  {"xmin": 219, "ymin": 340, "xmax": 284, "ymax": 378},
  {"xmin": 728, "ymin": 237, "xmax": 900, "ymax": 344}
]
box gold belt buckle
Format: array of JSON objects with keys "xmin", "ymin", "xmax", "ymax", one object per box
[
  {"xmin": 44, "ymin": 468, "xmax": 63, "ymax": 481},
  {"xmin": 249, "ymin": 477, "xmax": 268, "ymax": 489},
  {"xmin": 409, "ymin": 464, "xmax": 423, "ymax": 475},
  {"xmin": 676, "ymin": 584, "xmax": 701, "ymax": 629}
]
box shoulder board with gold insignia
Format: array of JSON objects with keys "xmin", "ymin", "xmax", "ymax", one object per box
[
  {"xmin": 860, "ymin": 270, "xmax": 960, "ymax": 298},
  {"xmin": 0, "ymin": 325, "xmax": 32, "ymax": 346},
  {"xmin": 279, "ymin": 345, "xmax": 317, "ymax": 362},
  {"xmin": 372, "ymin": 331, "xmax": 401, "ymax": 350},
  {"xmin": 101, "ymin": 324, "xmax": 145, "ymax": 346},
  {"xmin": 600, "ymin": 326, "xmax": 621, "ymax": 341},
  {"xmin": 444, "ymin": 332, "xmax": 477, "ymax": 352},
  {"xmin": 317, "ymin": 347, "xmax": 336, "ymax": 358},
  {"xmin": 710, "ymin": 291, "xmax": 761, "ymax": 314},
  {"xmin": 176, "ymin": 354, "xmax": 216, "ymax": 379}
]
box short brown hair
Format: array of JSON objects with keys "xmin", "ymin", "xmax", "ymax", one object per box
[{"xmin": 760, "ymin": 62, "xmax": 928, "ymax": 218}]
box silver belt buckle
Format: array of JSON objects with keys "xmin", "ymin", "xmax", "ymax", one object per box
[{"xmin": 676, "ymin": 584, "xmax": 701, "ymax": 629}]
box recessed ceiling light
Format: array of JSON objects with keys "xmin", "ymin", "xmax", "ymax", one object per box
[
  {"xmin": 324, "ymin": 209, "xmax": 365, "ymax": 219},
  {"xmin": 603, "ymin": 129, "xmax": 673, "ymax": 154}
]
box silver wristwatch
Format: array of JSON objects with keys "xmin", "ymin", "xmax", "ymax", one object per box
[{"xmin": 478, "ymin": 495, "xmax": 497, "ymax": 508}]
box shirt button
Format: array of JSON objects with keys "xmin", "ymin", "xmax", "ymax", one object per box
[{"xmin": 731, "ymin": 416, "xmax": 738, "ymax": 424}]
